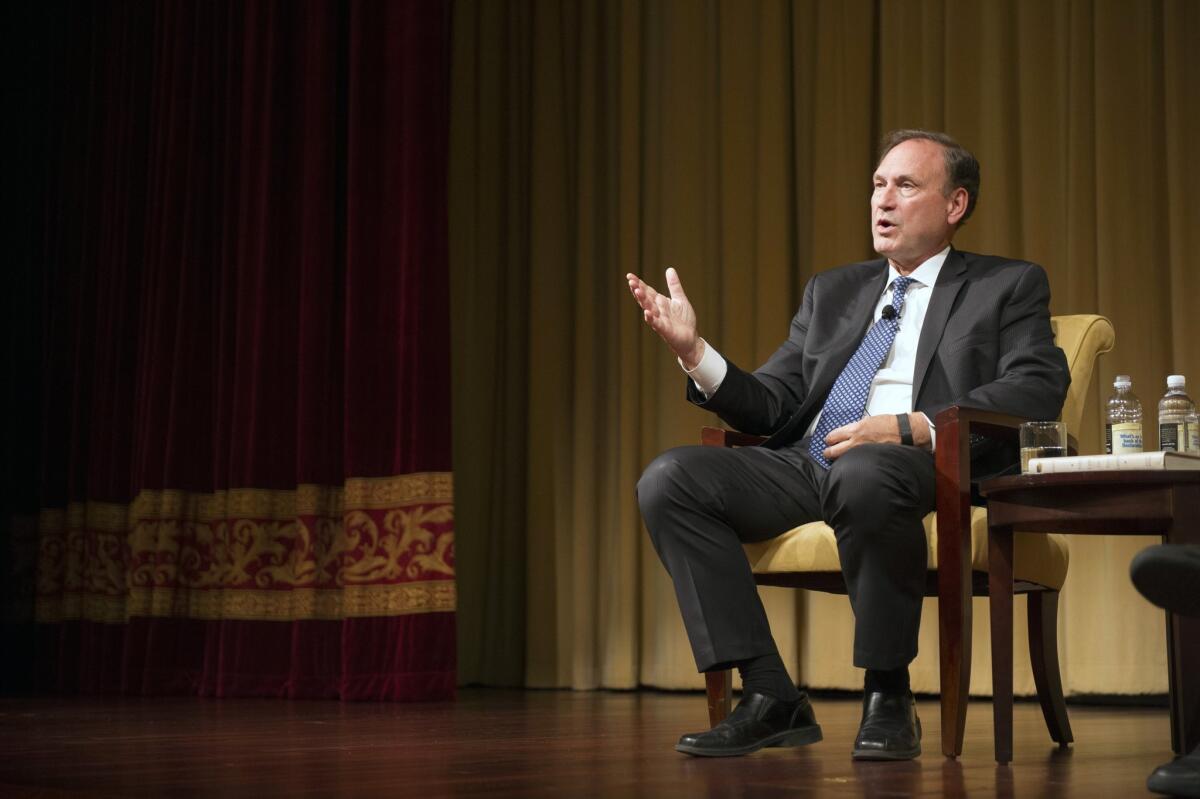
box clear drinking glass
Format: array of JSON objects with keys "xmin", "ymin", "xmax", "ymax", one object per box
[{"xmin": 1020, "ymin": 421, "xmax": 1067, "ymax": 473}]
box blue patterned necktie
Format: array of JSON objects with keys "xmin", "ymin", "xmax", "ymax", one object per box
[{"xmin": 808, "ymin": 276, "xmax": 914, "ymax": 469}]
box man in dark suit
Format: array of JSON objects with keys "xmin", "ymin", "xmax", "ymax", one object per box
[{"xmin": 628, "ymin": 130, "xmax": 1070, "ymax": 760}]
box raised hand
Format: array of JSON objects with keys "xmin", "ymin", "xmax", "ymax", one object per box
[{"xmin": 626, "ymin": 268, "xmax": 705, "ymax": 368}]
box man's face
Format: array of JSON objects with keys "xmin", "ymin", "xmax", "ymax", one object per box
[{"xmin": 870, "ymin": 139, "xmax": 962, "ymax": 270}]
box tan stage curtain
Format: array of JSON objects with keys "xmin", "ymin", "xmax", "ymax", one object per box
[{"xmin": 450, "ymin": 0, "xmax": 1200, "ymax": 695}]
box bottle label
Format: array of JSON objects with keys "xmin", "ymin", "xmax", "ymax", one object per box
[
  {"xmin": 1107, "ymin": 422, "xmax": 1143, "ymax": 455},
  {"xmin": 1189, "ymin": 424, "xmax": 1200, "ymax": 454},
  {"xmin": 1160, "ymin": 423, "xmax": 1183, "ymax": 452}
]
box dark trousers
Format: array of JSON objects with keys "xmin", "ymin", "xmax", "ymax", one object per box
[{"xmin": 637, "ymin": 440, "xmax": 936, "ymax": 673}]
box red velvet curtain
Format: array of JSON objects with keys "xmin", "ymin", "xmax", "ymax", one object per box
[{"xmin": 5, "ymin": 0, "xmax": 454, "ymax": 699}]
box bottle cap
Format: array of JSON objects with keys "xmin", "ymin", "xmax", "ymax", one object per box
[
  {"xmin": 1167, "ymin": 375, "xmax": 1186, "ymax": 389},
  {"xmin": 1114, "ymin": 375, "xmax": 1131, "ymax": 388}
]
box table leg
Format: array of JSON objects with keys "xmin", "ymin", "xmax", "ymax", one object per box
[
  {"xmin": 989, "ymin": 523, "xmax": 1014, "ymax": 764},
  {"xmin": 1165, "ymin": 486, "xmax": 1200, "ymax": 754}
]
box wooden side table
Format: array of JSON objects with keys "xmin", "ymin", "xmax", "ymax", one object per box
[{"xmin": 980, "ymin": 471, "xmax": 1200, "ymax": 764}]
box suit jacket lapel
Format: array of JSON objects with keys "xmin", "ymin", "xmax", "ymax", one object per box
[
  {"xmin": 913, "ymin": 248, "xmax": 968, "ymax": 403},
  {"xmin": 762, "ymin": 262, "xmax": 888, "ymax": 448},
  {"xmin": 804, "ymin": 263, "xmax": 889, "ymax": 414}
]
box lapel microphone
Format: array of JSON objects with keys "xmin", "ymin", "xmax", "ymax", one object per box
[{"xmin": 881, "ymin": 305, "xmax": 897, "ymax": 321}]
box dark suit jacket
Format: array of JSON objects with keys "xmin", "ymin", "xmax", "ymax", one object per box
[{"xmin": 688, "ymin": 248, "xmax": 1071, "ymax": 478}]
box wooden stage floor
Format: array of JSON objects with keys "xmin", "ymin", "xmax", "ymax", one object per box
[{"xmin": 0, "ymin": 688, "xmax": 1174, "ymax": 798}]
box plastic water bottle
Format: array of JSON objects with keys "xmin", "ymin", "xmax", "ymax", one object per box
[
  {"xmin": 1158, "ymin": 375, "xmax": 1196, "ymax": 453},
  {"xmin": 1106, "ymin": 375, "xmax": 1143, "ymax": 455}
]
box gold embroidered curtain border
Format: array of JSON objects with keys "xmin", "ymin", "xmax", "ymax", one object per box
[
  {"xmin": 36, "ymin": 472, "xmax": 456, "ymax": 624},
  {"xmin": 37, "ymin": 583, "xmax": 457, "ymax": 624}
]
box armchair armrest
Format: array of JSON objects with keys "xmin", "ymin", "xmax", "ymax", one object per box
[
  {"xmin": 934, "ymin": 405, "xmax": 1025, "ymax": 445},
  {"xmin": 933, "ymin": 405, "xmax": 1022, "ymax": 756},
  {"xmin": 700, "ymin": 426, "xmax": 768, "ymax": 448}
]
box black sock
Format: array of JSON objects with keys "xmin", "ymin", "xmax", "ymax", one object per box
[
  {"xmin": 736, "ymin": 652, "xmax": 800, "ymax": 702},
  {"xmin": 864, "ymin": 666, "xmax": 910, "ymax": 696}
]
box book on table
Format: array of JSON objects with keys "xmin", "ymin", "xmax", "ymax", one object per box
[{"xmin": 1028, "ymin": 450, "xmax": 1200, "ymax": 473}]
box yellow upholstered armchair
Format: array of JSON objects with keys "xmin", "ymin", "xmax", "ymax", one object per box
[{"xmin": 700, "ymin": 314, "xmax": 1115, "ymax": 759}]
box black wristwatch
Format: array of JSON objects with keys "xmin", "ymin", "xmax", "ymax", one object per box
[{"xmin": 896, "ymin": 413, "xmax": 913, "ymax": 446}]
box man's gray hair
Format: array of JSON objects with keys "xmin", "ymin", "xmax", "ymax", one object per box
[{"xmin": 878, "ymin": 129, "xmax": 980, "ymax": 225}]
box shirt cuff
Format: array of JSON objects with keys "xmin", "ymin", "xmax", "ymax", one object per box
[
  {"xmin": 679, "ymin": 339, "xmax": 727, "ymax": 398},
  {"xmin": 918, "ymin": 412, "xmax": 936, "ymax": 450}
]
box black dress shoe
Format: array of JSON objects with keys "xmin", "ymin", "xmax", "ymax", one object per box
[
  {"xmin": 852, "ymin": 691, "xmax": 921, "ymax": 761},
  {"xmin": 675, "ymin": 692, "xmax": 823, "ymax": 757},
  {"xmin": 1148, "ymin": 745, "xmax": 1200, "ymax": 798}
]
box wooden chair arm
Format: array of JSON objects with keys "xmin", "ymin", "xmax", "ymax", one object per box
[
  {"xmin": 932, "ymin": 405, "xmax": 1079, "ymax": 457},
  {"xmin": 934, "ymin": 405, "xmax": 989, "ymax": 756},
  {"xmin": 934, "ymin": 405, "xmax": 1024, "ymax": 444},
  {"xmin": 933, "ymin": 403, "xmax": 1042, "ymax": 756},
  {"xmin": 700, "ymin": 426, "xmax": 768, "ymax": 448}
]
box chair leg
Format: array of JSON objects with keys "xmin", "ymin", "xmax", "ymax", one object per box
[
  {"xmin": 1028, "ymin": 590, "xmax": 1073, "ymax": 745},
  {"xmin": 989, "ymin": 524, "xmax": 1015, "ymax": 764},
  {"xmin": 937, "ymin": 552, "xmax": 972, "ymax": 757},
  {"xmin": 705, "ymin": 669, "xmax": 733, "ymax": 727}
]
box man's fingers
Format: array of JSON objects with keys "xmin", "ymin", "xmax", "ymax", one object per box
[
  {"xmin": 825, "ymin": 424, "xmax": 855, "ymax": 444},
  {"xmin": 631, "ymin": 278, "xmax": 675, "ymax": 336},
  {"xmin": 634, "ymin": 289, "xmax": 655, "ymax": 313},
  {"xmin": 824, "ymin": 440, "xmax": 851, "ymax": 461},
  {"xmin": 665, "ymin": 267, "xmax": 688, "ymax": 303},
  {"xmin": 822, "ymin": 416, "xmax": 903, "ymax": 461},
  {"xmin": 627, "ymin": 276, "xmax": 661, "ymax": 314},
  {"xmin": 823, "ymin": 422, "xmax": 862, "ymax": 460},
  {"xmin": 626, "ymin": 273, "xmax": 643, "ymax": 298},
  {"xmin": 630, "ymin": 270, "xmax": 691, "ymax": 344},
  {"xmin": 647, "ymin": 297, "xmax": 675, "ymax": 333}
]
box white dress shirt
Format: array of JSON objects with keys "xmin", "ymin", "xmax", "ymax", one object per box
[{"xmin": 681, "ymin": 247, "xmax": 950, "ymax": 449}]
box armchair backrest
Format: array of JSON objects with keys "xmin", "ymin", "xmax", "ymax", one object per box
[{"xmin": 1050, "ymin": 315, "xmax": 1115, "ymax": 435}]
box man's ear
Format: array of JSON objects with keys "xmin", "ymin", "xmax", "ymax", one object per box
[{"xmin": 946, "ymin": 187, "xmax": 969, "ymax": 226}]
